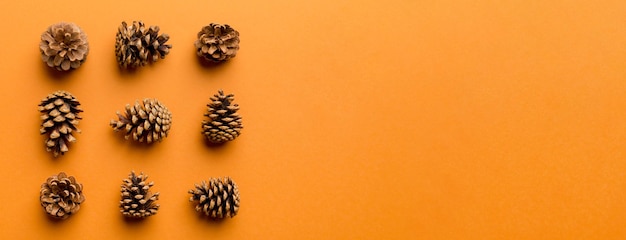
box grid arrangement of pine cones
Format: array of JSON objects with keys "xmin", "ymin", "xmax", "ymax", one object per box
[
  {"xmin": 195, "ymin": 23, "xmax": 240, "ymax": 62},
  {"xmin": 40, "ymin": 172, "xmax": 85, "ymax": 219},
  {"xmin": 189, "ymin": 177, "xmax": 240, "ymax": 219},
  {"xmin": 120, "ymin": 171, "xmax": 160, "ymax": 218},
  {"xmin": 202, "ymin": 90, "xmax": 243, "ymax": 144},
  {"xmin": 34, "ymin": 21, "xmax": 250, "ymax": 221},
  {"xmin": 110, "ymin": 98, "xmax": 172, "ymax": 143},
  {"xmin": 115, "ymin": 21, "xmax": 172, "ymax": 68},
  {"xmin": 39, "ymin": 22, "xmax": 89, "ymax": 71},
  {"xmin": 39, "ymin": 91, "xmax": 83, "ymax": 157}
]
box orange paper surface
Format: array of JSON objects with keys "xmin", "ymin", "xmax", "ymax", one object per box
[{"xmin": 1, "ymin": 0, "xmax": 626, "ymax": 239}]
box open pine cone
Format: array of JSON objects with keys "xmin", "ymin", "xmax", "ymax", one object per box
[
  {"xmin": 39, "ymin": 91, "xmax": 83, "ymax": 157},
  {"xmin": 40, "ymin": 22, "xmax": 89, "ymax": 71},
  {"xmin": 195, "ymin": 23, "xmax": 240, "ymax": 62},
  {"xmin": 40, "ymin": 172, "xmax": 85, "ymax": 219},
  {"xmin": 110, "ymin": 98, "xmax": 172, "ymax": 143},
  {"xmin": 115, "ymin": 21, "xmax": 172, "ymax": 68},
  {"xmin": 120, "ymin": 171, "xmax": 160, "ymax": 218},
  {"xmin": 189, "ymin": 177, "xmax": 240, "ymax": 219},
  {"xmin": 202, "ymin": 90, "xmax": 243, "ymax": 144}
]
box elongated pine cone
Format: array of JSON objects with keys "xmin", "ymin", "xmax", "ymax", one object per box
[
  {"xmin": 115, "ymin": 21, "xmax": 172, "ymax": 68},
  {"xmin": 40, "ymin": 22, "xmax": 89, "ymax": 71},
  {"xmin": 202, "ymin": 90, "xmax": 243, "ymax": 144},
  {"xmin": 110, "ymin": 98, "xmax": 172, "ymax": 143},
  {"xmin": 195, "ymin": 23, "xmax": 240, "ymax": 62},
  {"xmin": 189, "ymin": 177, "xmax": 240, "ymax": 219},
  {"xmin": 40, "ymin": 172, "xmax": 85, "ymax": 219},
  {"xmin": 120, "ymin": 171, "xmax": 160, "ymax": 218},
  {"xmin": 39, "ymin": 91, "xmax": 82, "ymax": 157}
]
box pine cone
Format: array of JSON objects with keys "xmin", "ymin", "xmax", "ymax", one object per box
[
  {"xmin": 115, "ymin": 21, "xmax": 172, "ymax": 68},
  {"xmin": 195, "ymin": 23, "xmax": 240, "ymax": 62},
  {"xmin": 40, "ymin": 172, "xmax": 85, "ymax": 219},
  {"xmin": 189, "ymin": 177, "xmax": 240, "ymax": 219},
  {"xmin": 120, "ymin": 171, "xmax": 160, "ymax": 218},
  {"xmin": 39, "ymin": 91, "xmax": 83, "ymax": 157},
  {"xmin": 110, "ymin": 98, "xmax": 172, "ymax": 143},
  {"xmin": 39, "ymin": 22, "xmax": 89, "ymax": 71},
  {"xmin": 202, "ymin": 90, "xmax": 243, "ymax": 144}
]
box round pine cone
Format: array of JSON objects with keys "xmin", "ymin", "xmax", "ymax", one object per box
[
  {"xmin": 120, "ymin": 171, "xmax": 160, "ymax": 218},
  {"xmin": 115, "ymin": 21, "xmax": 172, "ymax": 68},
  {"xmin": 195, "ymin": 23, "xmax": 240, "ymax": 62},
  {"xmin": 40, "ymin": 172, "xmax": 85, "ymax": 219},
  {"xmin": 110, "ymin": 98, "xmax": 172, "ymax": 143},
  {"xmin": 202, "ymin": 90, "xmax": 243, "ymax": 144},
  {"xmin": 39, "ymin": 22, "xmax": 89, "ymax": 71},
  {"xmin": 39, "ymin": 91, "xmax": 83, "ymax": 157},
  {"xmin": 189, "ymin": 177, "xmax": 240, "ymax": 219}
]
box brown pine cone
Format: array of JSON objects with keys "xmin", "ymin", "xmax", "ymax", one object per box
[
  {"xmin": 189, "ymin": 177, "xmax": 240, "ymax": 219},
  {"xmin": 40, "ymin": 172, "xmax": 85, "ymax": 219},
  {"xmin": 120, "ymin": 171, "xmax": 160, "ymax": 218},
  {"xmin": 195, "ymin": 23, "xmax": 240, "ymax": 62},
  {"xmin": 202, "ymin": 90, "xmax": 243, "ymax": 144},
  {"xmin": 110, "ymin": 98, "xmax": 172, "ymax": 143},
  {"xmin": 39, "ymin": 22, "xmax": 89, "ymax": 71},
  {"xmin": 115, "ymin": 21, "xmax": 172, "ymax": 68},
  {"xmin": 39, "ymin": 91, "xmax": 83, "ymax": 157}
]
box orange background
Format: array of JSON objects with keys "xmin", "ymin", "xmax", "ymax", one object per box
[{"xmin": 1, "ymin": 0, "xmax": 626, "ymax": 239}]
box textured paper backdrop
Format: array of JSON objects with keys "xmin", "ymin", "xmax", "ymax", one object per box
[{"xmin": 1, "ymin": 0, "xmax": 625, "ymax": 239}]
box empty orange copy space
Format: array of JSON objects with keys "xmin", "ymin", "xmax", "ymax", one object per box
[{"xmin": 1, "ymin": 0, "xmax": 626, "ymax": 239}]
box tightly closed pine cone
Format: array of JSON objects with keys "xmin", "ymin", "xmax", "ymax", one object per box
[
  {"xmin": 202, "ymin": 90, "xmax": 243, "ymax": 144},
  {"xmin": 39, "ymin": 91, "xmax": 83, "ymax": 157},
  {"xmin": 195, "ymin": 23, "xmax": 240, "ymax": 62},
  {"xmin": 120, "ymin": 171, "xmax": 160, "ymax": 218},
  {"xmin": 115, "ymin": 21, "xmax": 172, "ymax": 68},
  {"xmin": 40, "ymin": 22, "xmax": 89, "ymax": 71},
  {"xmin": 40, "ymin": 172, "xmax": 85, "ymax": 219},
  {"xmin": 110, "ymin": 98, "xmax": 172, "ymax": 143},
  {"xmin": 189, "ymin": 177, "xmax": 240, "ymax": 219}
]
